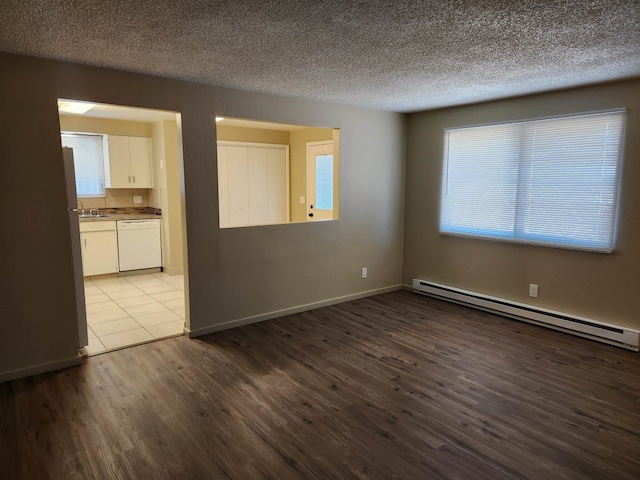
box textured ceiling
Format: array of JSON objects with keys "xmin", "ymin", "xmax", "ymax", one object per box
[{"xmin": 1, "ymin": 0, "xmax": 639, "ymax": 112}]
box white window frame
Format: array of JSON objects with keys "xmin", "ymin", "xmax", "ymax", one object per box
[{"xmin": 439, "ymin": 109, "xmax": 626, "ymax": 253}]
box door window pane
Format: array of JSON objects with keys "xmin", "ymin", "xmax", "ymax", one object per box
[{"xmin": 315, "ymin": 154, "xmax": 333, "ymax": 210}]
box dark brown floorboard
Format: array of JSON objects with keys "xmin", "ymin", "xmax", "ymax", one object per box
[{"xmin": 1, "ymin": 290, "xmax": 639, "ymax": 479}]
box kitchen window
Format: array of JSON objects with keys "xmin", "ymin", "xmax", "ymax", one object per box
[
  {"xmin": 440, "ymin": 109, "xmax": 625, "ymax": 253},
  {"xmin": 61, "ymin": 133, "xmax": 106, "ymax": 197}
]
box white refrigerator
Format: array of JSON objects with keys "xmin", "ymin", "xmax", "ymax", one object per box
[{"xmin": 63, "ymin": 147, "xmax": 89, "ymax": 348}]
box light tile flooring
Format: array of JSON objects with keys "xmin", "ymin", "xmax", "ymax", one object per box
[{"xmin": 82, "ymin": 272, "xmax": 185, "ymax": 356}]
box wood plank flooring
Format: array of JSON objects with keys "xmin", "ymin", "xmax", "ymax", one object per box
[{"xmin": 2, "ymin": 290, "xmax": 640, "ymax": 479}]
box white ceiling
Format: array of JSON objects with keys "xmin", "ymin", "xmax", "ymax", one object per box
[
  {"xmin": 2, "ymin": 1, "xmax": 639, "ymax": 112},
  {"xmin": 217, "ymin": 118, "xmax": 311, "ymax": 131},
  {"xmin": 60, "ymin": 102, "xmax": 178, "ymax": 122}
]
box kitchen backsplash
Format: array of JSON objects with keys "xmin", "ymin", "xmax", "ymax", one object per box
[{"xmin": 77, "ymin": 188, "xmax": 151, "ymax": 209}]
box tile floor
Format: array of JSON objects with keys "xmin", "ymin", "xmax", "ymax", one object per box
[{"xmin": 82, "ymin": 272, "xmax": 185, "ymax": 356}]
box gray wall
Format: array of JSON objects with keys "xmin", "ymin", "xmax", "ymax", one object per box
[
  {"xmin": 403, "ymin": 78, "xmax": 640, "ymax": 330},
  {"xmin": 0, "ymin": 53, "xmax": 406, "ymax": 378}
]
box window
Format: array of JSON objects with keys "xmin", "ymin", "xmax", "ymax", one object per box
[
  {"xmin": 315, "ymin": 154, "xmax": 334, "ymax": 211},
  {"xmin": 61, "ymin": 133, "xmax": 105, "ymax": 197},
  {"xmin": 440, "ymin": 110, "xmax": 625, "ymax": 253}
]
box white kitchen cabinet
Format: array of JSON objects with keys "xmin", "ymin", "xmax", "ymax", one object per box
[
  {"xmin": 217, "ymin": 142, "xmax": 289, "ymax": 228},
  {"xmin": 80, "ymin": 221, "xmax": 118, "ymax": 276},
  {"xmin": 103, "ymin": 135, "xmax": 153, "ymax": 188}
]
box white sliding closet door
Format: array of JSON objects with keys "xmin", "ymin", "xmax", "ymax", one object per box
[
  {"xmin": 218, "ymin": 145, "xmax": 230, "ymax": 228},
  {"xmin": 267, "ymin": 148, "xmax": 287, "ymax": 224},
  {"xmin": 222, "ymin": 145, "xmax": 250, "ymax": 228},
  {"xmin": 248, "ymin": 148, "xmax": 269, "ymax": 225},
  {"xmin": 217, "ymin": 142, "xmax": 289, "ymax": 228}
]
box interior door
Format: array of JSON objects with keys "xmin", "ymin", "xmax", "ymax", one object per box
[
  {"xmin": 226, "ymin": 146, "xmax": 250, "ymax": 227},
  {"xmin": 307, "ymin": 141, "xmax": 334, "ymax": 221},
  {"xmin": 267, "ymin": 148, "xmax": 288, "ymax": 224},
  {"xmin": 217, "ymin": 145, "xmax": 230, "ymax": 228},
  {"xmin": 248, "ymin": 147, "xmax": 269, "ymax": 225},
  {"xmin": 63, "ymin": 147, "xmax": 89, "ymax": 348}
]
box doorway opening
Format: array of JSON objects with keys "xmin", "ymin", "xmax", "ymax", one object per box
[
  {"xmin": 306, "ymin": 140, "xmax": 335, "ymax": 221},
  {"xmin": 215, "ymin": 117, "xmax": 340, "ymax": 226},
  {"xmin": 59, "ymin": 100, "xmax": 189, "ymax": 356}
]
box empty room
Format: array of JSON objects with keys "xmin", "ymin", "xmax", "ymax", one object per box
[{"xmin": 1, "ymin": 1, "xmax": 639, "ymax": 479}]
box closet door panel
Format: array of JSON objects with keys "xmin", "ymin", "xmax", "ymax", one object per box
[
  {"xmin": 217, "ymin": 146, "xmax": 230, "ymax": 228},
  {"xmin": 267, "ymin": 148, "xmax": 288, "ymax": 224},
  {"xmin": 248, "ymin": 148, "xmax": 269, "ymax": 226},
  {"xmin": 226, "ymin": 146, "xmax": 249, "ymax": 227}
]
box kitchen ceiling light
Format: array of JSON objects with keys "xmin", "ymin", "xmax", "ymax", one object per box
[{"xmin": 58, "ymin": 100, "xmax": 97, "ymax": 114}]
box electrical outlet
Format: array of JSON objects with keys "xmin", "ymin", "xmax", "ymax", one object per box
[
  {"xmin": 529, "ymin": 284, "xmax": 539, "ymax": 298},
  {"xmin": 299, "ymin": 196, "xmax": 305, "ymax": 204},
  {"xmin": 361, "ymin": 267, "xmax": 368, "ymax": 279},
  {"xmin": 133, "ymin": 195, "xmax": 143, "ymax": 204}
]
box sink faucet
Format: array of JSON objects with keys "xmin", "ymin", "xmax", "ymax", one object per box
[
  {"xmin": 79, "ymin": 199, "xmax": 85, "ymax": 215},
  {"xmin": 89, "ymin": 208, "xmax": 99, "ymax": 216}
]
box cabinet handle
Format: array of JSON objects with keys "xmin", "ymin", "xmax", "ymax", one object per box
[
  {"xmin": 128, "ymin": 176, "xmax": 131, "ymax": 183},
  {"xmin": 133, "ymin": 176, "xmax": 136, "ymax": 183},
  {"xmin": 84, "ymin": 238, "xmax": 87, "ymax": 247}
]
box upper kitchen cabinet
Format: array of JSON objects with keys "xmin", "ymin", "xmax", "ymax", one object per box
[{"xmin": 103, "ymin": 135, "xmax": 153, "ymax": 188}]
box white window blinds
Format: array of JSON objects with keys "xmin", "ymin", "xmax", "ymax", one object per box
[
  {"xmin": 440, "ymin": 110, "xmax": 625, "ymax": 253},
  {"xmin": 61, "ymin": 134, "xmax": 105, "ymax": 197}
]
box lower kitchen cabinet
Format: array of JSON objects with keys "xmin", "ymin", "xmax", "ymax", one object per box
[{"xmin": 79, "ymin": 221, "xmax": 118, "ymax": 276}]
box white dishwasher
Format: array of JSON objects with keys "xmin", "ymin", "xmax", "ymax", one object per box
[{"xmin": 117, "ymin": 219, "xmax": 162, "ymax": 272}]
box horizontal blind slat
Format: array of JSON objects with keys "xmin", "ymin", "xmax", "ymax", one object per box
[{"xmin": 61, "ymin": 134, "xmax": 105, "ymax": 197}]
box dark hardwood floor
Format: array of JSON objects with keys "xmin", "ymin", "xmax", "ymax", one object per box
[{"xmin": 2, "ymin": 290, "xmax": 640, "ymax": 479}]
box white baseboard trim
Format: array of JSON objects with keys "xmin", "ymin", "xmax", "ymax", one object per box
[
  {"xmin": 0, "ymin": 354, "xmax": 83, "ymax": 383},
  {"xmin": 119, "ymin": 267, "xmax": 162, "ymax": 277},
  {"xmin": 186, "ymin": 284, "xmax": 403, "ymax": 338},
  {"xmin": 163, "ymin": 266, "xmax": 183, "ymax": 276}
]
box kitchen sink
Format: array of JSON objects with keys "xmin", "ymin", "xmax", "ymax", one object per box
[{"xmin": 79, "ymin": 214, "xmax": 110, "ymax": 218}]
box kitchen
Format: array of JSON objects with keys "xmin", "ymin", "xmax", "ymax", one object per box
[
  {"xmin": 60, "ymin": 101, "xmax": 338, "ymax": 356},
  {"xmin": 59, "ymin": 101, "xmax": 187, "ymax": 355}
]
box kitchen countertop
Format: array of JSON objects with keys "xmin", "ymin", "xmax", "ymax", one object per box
[{"xmin": 79, "ymin": 213, "xmax": 162, "ymax": 222}]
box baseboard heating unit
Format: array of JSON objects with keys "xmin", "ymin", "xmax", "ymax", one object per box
[{"xmin": 412, "ymin": 279, "xmax": 639, "ymax": 351}]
